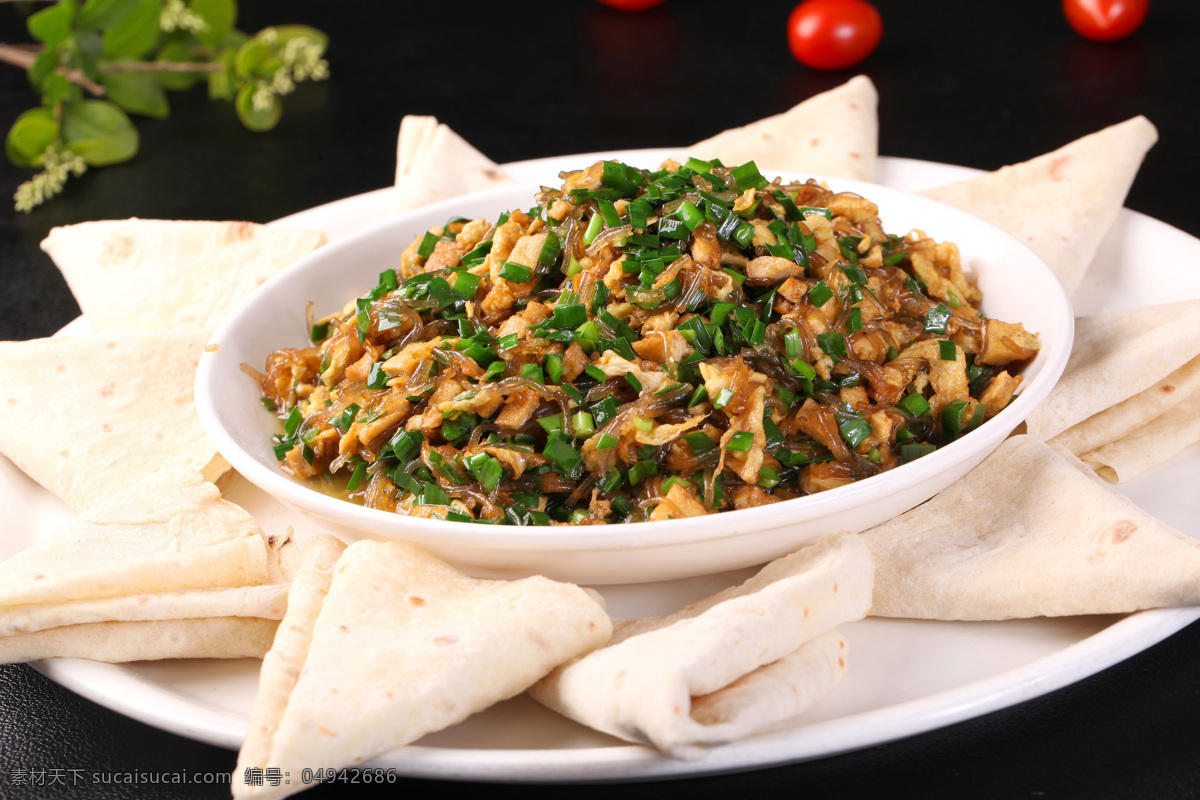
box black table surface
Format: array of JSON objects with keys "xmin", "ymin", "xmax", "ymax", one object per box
[{"xmin": 4, "ymin": 1, "xmax": 1200, "ymax": 798}]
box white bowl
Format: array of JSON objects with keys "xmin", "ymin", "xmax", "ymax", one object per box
[{"xmin": 196, "ymin": 175, "xmax": 1074, "ymax": 584}]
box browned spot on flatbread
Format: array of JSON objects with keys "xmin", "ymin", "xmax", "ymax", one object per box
[
  {"xmin": 833, "ymin": 581, "xmax": 839, "ymax": 594},
  {"xmin": 838, "ymin": 657, "xmax": 846, "ymax": 669},
  {"xmin": 224, "ymin": 221, "xmax": 257, "ymax": 242},
  {"xmin": 204, "ymin": 344, "xmax": 221, "ymax": 353},
  {"xmin": 318, "ymin": 725, "xmax": 338, "ymax": 737},
  {"xmin": 804, "ymin": 607, "xmax": 810, "ymax": 618},
  {"xmin": 32, "ymin": 574, "xmax": 45, "ymax": 581},
  {"xmin": 101, "ymin": 423, "xmax": 112, "ymax": 433},
  {"xmin": 1111, "ymin": 519, "xmax": 1137, "ymax": 544},
  {"xmin": 433, "ymin": 635, "xmax": 458, "ymax": 645},
  {"xmin": 105, "ymin": 341, "xmax": 117, "ymax": 349},
  {"xmin": 1049, "ymin": 155, "xmax": 1072, "ymax": 181},
  {"xmin": 1161, "ymin": 384, "xmax": 1177, "ymax": 394},
  {"xmin": 56, "ymin": 364, "xmax": 66, "ymax": 373},
  {"xmin": 101, "ymin": 233, "xmax": 135, "ymax": 265},
  {"xmin": 810, "ymin": 137, "xmax": 821, "ymax": 147},
  {"xmin": 408, "ymin": 596, "xmax": 426, "ymax": 606}
]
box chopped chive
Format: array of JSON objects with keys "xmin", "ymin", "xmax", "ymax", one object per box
[
  {"xmin": 900, "ymin": 442, "xmax": 937, "ymax": 462},
  {"xmin": 898, "ymin": 393, "xmax": 931, "ymax": 417},
  {"xmin": 543, "ymin": 353, "xmax": 563, "ymax": 385},
  {"xmin": 725, "ymin": 431, "xmax": 755, "ymax": 452},
  {"xmin": 684, "ymin": 431, "xmax": 715, "ymax": 453},
  {"xmin": 583, "ymin": 213, "xmax": 603, "ymax": 246},
  {"xmin": 847, "ymin": 306, "xmax": 863, "ymax": 333},
  {"xmin": 499, "ymin": 261, "xmax": 533, "ymax": 283},
  {"xmin": 451, "ymin": 271, "xmax": 480, "ymax": 299},
  {"xmin": 939, "ymin": 340, "xmax": 958, "ymax": 361},
  {"xmin": 464, "ymin": 452, "xmax": 505, "ymax": 492},
  {"xmin": 817, "ymin": 332, "xmax": 848, "ymax": 360},
  {"xmin": 594, "ymin": 432, "xmax": 619, "ymax": 451},
  {"xmin": 345, "ymin": 461, "xmax": 367, "ymax": 491},
  {"xmin": 924, "ymin": 303, "xmax": 953, "ymax": 335},
  {"xmin": 627, "ymin": 459, "xmax": 658, "ymax": 485},
  {"xmin": 807, "ymin": 281, "xmax": 834, "ymax": 307}
]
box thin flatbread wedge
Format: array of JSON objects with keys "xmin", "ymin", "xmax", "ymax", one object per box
[
  {"xmin": 233, "ymin": 537, "xmax": 611, "ymax": 800},
  {"xmin": 863, "ymin": 435, "xmax": 1200, "ymax": 620},
  {"xmin": 0, "ymin": 466, "xmax": 288, "ymax": 608},
  {"xmin": 394, "ymin": 115, "xmax": 513, "ymax": 213},
  {"xmin": 0, "ymin": 617, "xmax": 279, "ymax": 663},
  {"xmin": 40, "ymin": 219, "xmax": 326, "ymax": 336},
  {"xmin": 528, "ymin": 533, "xmax": 872, "ymax": 760},
  {"xmin": 918, "ymin": 116, "xmax": 1157, "ymax": 296},
  {"xmin": 0, "ymin": 584, "xmax": 289, "ymax": 637},
  {"xmin": 0, "ymin": 330, "xmax": 226, "ymax": 511},
  {"xmin": 1026, "ymin": 300, "xmax": 1200, "ymax": 443},
  {"xmin": 685, "ymin": 75, "xmax": 878, "ymax": 181},
  {"xmin": 1079, "ymin": 395, "xmax": 1200, "ymax": 484}
]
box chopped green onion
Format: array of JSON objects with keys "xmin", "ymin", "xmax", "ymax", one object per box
[
  {"xmin": 543, "ymin": 353, "xmax": 563, "ymax": 385},
  {"xmin": 684, "ymin": 431, "xmax": 716, "ymax": 454},
  {"xmin": 939, "ymin": 340, "xmax": 958, "ymax": 361},
  {"xmin": 451, "ymin": 271, "xmax": 480, "ymax": 299}
]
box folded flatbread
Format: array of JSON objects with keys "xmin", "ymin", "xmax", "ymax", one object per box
[
  {"xmin": 685, "ymin": 75, "xmax": 878, "ymax": 181},
  {"xmin": 0, "ymin": 330, "xmax": 226, "ymax": 511},
  {"xmin": 528, "ymin": 533, "xmax": 872, "ymax": 759},
  {"xmin": 0, "ymin": 466, "xmax": 294, "ymax": 663},
  {"xmin": 863, "ymin": 435, "xmax": 1200, "ymax": 620},
  {"xmin": 233, "ymin": 536, "xmax": 611, "ymax": 800},
  {"xmin": 918, "ymin": 116, "xmax": 1156, "ymax": 296},
  {"xmin": 1025, "ymin": 300, "xmax": 1200, "ymax": 482},
  {"xmin": 40, "ymin": 219, "xmax": 326, "ymax": 336},
  {"xmin": 394, "ymin": 115, "xmax": 513, "ymax": 213}
]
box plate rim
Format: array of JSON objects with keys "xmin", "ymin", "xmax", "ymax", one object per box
[{"xmin": 22, "ymin": 151, "xmax": 1200, "ymax": 782}]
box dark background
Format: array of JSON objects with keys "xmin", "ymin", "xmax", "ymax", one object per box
[{"xmin": 3, "ymin": 1, "xmax": 1200, "ymax": 798}]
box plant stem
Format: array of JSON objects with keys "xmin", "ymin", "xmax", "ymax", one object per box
[
  {"xmin": 0, "ymin": 42, "xmax": 106, "ymax": 95},
  {"xmin": 100, "ymin": 60, "xmax": 224, "ymax": 74}
]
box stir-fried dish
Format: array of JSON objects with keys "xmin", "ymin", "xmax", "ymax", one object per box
[{"xmin": 257, "ymin": 158, "xmax": 1040, "ymax": 525}]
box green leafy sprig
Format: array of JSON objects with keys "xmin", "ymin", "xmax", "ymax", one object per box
[{"xmin": 2, "ymin": 0, "xmax": 329, "ymax": 211}]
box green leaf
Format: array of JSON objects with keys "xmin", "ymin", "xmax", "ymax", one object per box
[
  {"xmin": 233, "ymin": 38, "xmax": 270, "ymax": 77},
  {"xmin": 234, "ymin": 83, "xmax": 280, "ymax": 131},
  {"xmin": 101, "ymin": 70, "xmax": 169, "ymax": 118},
  {"xmin": 28, "ymin": 0, "xmax": 77, "ymax": 48},
  {"xmin": 6, "ymin": 108, "xmax": 59, "ymax": 168},
  {"xmin": 154, "ymin": 40, "xmax": 202, "ymax": 90},
  {"xmin": 40, "ymin": 72, "xmax": 76, "ymax": 104},
  {"xmin": 29, "ymin": 46, "xmax": 60, "ymax": 88},
  {"xmin": 73, "ymin": 29, "xmax": 104, "ymax": 80},
  {"xmin": 102, "ymin": 0, "xmax": 162, "ymax": 58},
  {"xmin": 189, "ymin": 0, "xmax": 236, "ymax": 47},
  {"xmin": 77, "ymin": 0, "xmax": 141, "ymax": 30},
  {"xmin": 61, "ymin": 100, "xmax": 138, "ymax": 165}
]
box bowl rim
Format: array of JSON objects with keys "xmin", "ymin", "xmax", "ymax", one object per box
[{"xmin": 195, "ymin": 173, "xmax": 1075, "ymax": 553}]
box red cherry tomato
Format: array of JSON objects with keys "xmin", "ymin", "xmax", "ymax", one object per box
[
  {"xmin": 1063, "ymin": 0, "xmax": 1149, "ymax": 41},
  {"xmin": 595, "ymin": 0, "xmax": 666, "ymax": 11},
  {"xmin": 786, "ymin": 0, "xmax": 883, "ymax": 71}
]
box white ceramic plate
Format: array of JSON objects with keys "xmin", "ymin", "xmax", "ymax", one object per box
[
  {"xmin": 195, "ymin": 163, "xmax": 1071, "ymax": 584},
  {"xmin": 10, "ymin": 152, "xmax": 1200, "ymax": 782}
]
